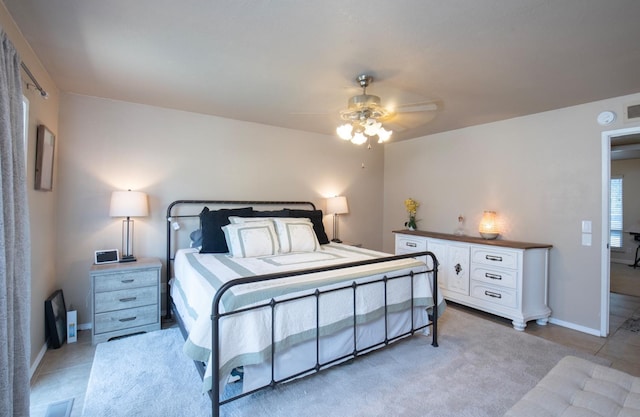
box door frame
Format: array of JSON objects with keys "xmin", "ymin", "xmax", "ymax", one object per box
[{"xmin": 601, "ymin": 126, "xmax": 640, "ymax": 336}]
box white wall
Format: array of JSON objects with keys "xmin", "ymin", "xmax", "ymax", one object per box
[
  {"xmin": 611, "ymin": 158, "xmax": 640, "ymax": 263},
  {"xmin": 384, "ymin": 92, "xmax": 640, "ymax": 333},
  {"xmin": 57, "ymin": 93, "xmax": 385, "ymax": 327}
]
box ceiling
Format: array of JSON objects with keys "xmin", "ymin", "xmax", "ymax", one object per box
[{"xmin": 5, "ymin": 0, "xmax": 640, "ymax": 142}]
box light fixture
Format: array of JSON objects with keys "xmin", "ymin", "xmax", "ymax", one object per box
[
  {"xmin": 336, "ymin": 75, "xmax": 393, "ymax": 146},
  {"xmin": 326, "ymin": 196, "xmax": 349, "ymax": 243},
  {"xmin": 110, "ymin": 190, "xmax": 149, "ymax": 262},
  {"xmin": 479, "ymin": 210, "xmax": 499, "ymax": 240}
]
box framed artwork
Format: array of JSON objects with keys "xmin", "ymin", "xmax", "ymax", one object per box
[
  {"xmin": 35, "ymin": 124, "xmax": 55, "ymax": 191},
  {"xmin": 45, "ymin": 289, "xmax": 67, "ymax": 349}
]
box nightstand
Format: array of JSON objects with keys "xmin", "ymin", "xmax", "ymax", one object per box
[{"xmin": 90, "ymin": 257, "xmax": 162, "ymax": 344}]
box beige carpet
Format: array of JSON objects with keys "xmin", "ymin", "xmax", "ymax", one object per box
[
  {"xmin": 611, "ymin": 262, "xmax": 640, "ymax": 297},
  {"xmin": 82, "ymin": 306, "xmax": 608, "ymax": 417}
]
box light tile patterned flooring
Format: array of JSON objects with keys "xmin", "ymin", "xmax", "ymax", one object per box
[{"xmin": 30, "ymin": 284, "xmax": 640, "ymax": 416}]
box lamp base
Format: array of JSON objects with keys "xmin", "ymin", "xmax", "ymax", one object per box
[
  {"xmin": 119, "ymin": 255, "xmax": 137, "ymax": 263},
  {"xmin": 331, "ymin": 238, "xmax": 343, "ymax": 243}
]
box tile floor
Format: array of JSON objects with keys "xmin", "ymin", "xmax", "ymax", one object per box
[{"xmin": 29, "ymin": 291, "xmax": 640, "ymax": 416}]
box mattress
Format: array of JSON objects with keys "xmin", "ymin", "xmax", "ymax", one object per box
[{"xmin": 170, "ymin": 243, "xmax": 444, "ymax": 393}]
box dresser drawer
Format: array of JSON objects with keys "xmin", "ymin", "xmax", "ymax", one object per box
[
  {"xmin": 470, "ymin": 266, "xmax": 517, "ymax": 289},
  {"xmin": 471, "ymin": 247, "xmax": 518, "ymax": 270},
  {"xmin": 94, "ymin": 305, "xmax": 158, "ymax": 334},
  {"xmin": 94, "ymin": 286, "xmax": 158, "ymax": 313},
  {"xmin": 94, "ymin": 269, "xmax": 158, "ymax": 292},
  {"xmin": 395, "ymin": 236, "xmax": 427, "ymax": 253},
  {"xmin": 470, "ymin": 282, "xmax": 517, "ymax": 308}
]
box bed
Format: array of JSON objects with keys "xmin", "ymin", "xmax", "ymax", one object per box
[{"xmin": 165, "ymin": 200, "xmax": 443, "ymax": 417}]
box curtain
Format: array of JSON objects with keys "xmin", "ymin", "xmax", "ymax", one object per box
[{"xmin": 0, "ymin": 27, "xmax": 31, "ymax": 416}]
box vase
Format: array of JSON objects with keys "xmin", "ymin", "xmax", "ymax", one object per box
[{"xmin": 408, "ymin": 226, "xmax": 415, "ymax": 231}]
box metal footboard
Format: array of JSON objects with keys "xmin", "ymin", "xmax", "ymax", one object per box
[{"xmin": 210, "ymin": 251, "xmax": 439, "ymax": 417}]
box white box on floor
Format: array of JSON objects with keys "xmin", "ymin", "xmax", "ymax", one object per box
[{"xmin": 67, "ymin": 310, "xmax": 77, "ymax": 343}]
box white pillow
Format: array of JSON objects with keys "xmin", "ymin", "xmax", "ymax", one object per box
[
  {"xmin": 228, "ymin": 216, "xmax": 299, "ymax": 224},
  {"xmin": 221, "ymin": 221, "xmax": 280, "ymax": 258},
  {"xmin": 273, "ymin": 218, "xmax": 320, "ymax": 253}
]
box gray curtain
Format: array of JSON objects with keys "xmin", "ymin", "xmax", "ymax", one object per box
[{"xmin": 0, "ymin": 28, "xmax": 31, "ymax": 416}]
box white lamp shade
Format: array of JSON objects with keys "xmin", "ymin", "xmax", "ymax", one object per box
[
  {"xmin": 326, "ymin": 196, "xmax": 349, "ymax": 215},
  {"xmin": 110, "ymin": 190, "xmax": 149, "ymax": 217}
]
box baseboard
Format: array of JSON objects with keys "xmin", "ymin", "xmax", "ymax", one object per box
[
  {"xmin": 78, "ymin": 322, "xmax": 92, "ymax": 331},
  {"xmin": 548, "ymin": 317, "xmax": 601, "ymax": 337},
  {"xmin": 30, "ymin": 341, "xmax": 48, "ymax": 380}
]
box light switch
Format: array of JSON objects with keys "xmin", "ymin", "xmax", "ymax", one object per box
[
  {"xmin": 581, "ymin": 220, "xmax": 592, "ymax": 233},
  {"xmin": 582, "ymin": 233, "xmax": 592, "ymax": 246}
]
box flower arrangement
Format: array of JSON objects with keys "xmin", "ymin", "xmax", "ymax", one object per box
[{"xmin": 404, "ymin": 198, "xmax": 419, "ymax": 230}]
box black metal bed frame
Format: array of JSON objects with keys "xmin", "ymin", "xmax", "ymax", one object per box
[{"xmin": 165, "ymin": 200, "xmax": 439, "ymax": 417}]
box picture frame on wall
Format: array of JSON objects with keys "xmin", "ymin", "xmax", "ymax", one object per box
[{"xmin": 35, "ymin": 124, "xmax": 55, "ymax": 191}]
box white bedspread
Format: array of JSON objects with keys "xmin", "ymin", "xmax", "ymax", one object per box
[{"xmin": 171, "ymin": 243, "xmax": 443, "ymax": 393}]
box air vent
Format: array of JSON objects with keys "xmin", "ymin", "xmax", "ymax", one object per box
[{"xmin": 627, "ymin": 103, "xmax": 640, "ymax": 121}]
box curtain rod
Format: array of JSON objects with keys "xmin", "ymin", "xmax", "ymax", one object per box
[{"xmin": 20, "ymin": 62, "xmax": 48, "ymax": 99}]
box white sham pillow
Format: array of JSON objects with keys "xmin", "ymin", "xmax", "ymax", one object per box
[
  {"xmin": 221, "ymin": 221, "xmax": 280, "ymax": 257},
  {"xmin": 273, "ymin": 218, "xmax": 320, "ymax": 253},
  {"xmin": 228, "ymin": 216, "xmax": 300, "ymax": 224}
]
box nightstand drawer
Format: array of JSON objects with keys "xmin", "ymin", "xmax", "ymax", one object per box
[
  {"xmin": 94, "ymin": 269, "xmax": 158, "ymax": 292},
  {"xmin": 94, "ymin": 305, "xmax": 158, "ymax": 334},
  {"xmin": 470, "ymin": 282, "xmax": 517, "ymax": 308},
  {"xmin": 470, "ymin": 266, "xmax": 517, "ymax": 289},
  {"xmin": 94, "ymin": 286, "xmax": 158, "ymax": 313},
  {"xmin": 471, "ymin": 247, "xmax": 518, "ymax": 270}
]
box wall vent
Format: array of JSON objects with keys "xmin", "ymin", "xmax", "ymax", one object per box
[{"xmin": 626, "ymin": 103, "xmax": 640, "ymax": 121}]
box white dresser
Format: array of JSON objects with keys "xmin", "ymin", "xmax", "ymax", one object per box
[
  {"xmin": 395, "ymin": 230, "xmax": 551, "ymax": 331},
  {"xmin": 90, "ymin": 257, "xmax": 162, "ymax": 344}
]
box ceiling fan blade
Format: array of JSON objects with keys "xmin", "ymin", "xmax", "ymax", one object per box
[
  {"xmin": 392, "ymin": 100, "xmax": 441, "ymax": 113},
  {"xmin": 385, "ymin": 111, "xmax": 437, "ymax": 131}
]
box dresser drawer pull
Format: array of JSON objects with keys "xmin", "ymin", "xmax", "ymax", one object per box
[
  {"xmin": 121, "ymin": 279, "xmax": 134, "ymax": 283},
  {"xmin": 119, "ymin": 297, "xmax": 137, "ymax": 302},
  {"xmin": 405, "ymin": 242, "xmax": 417, "ymax": 248},
  {"xmin": 485, "ymin": 273, "xmax": 502, "ymax": 280},
  {"xmin": 485, "ymin": 255, "xmax": 503, "ymax": 262},
  {"xmin": 119, "ymin": 317, "xmax": 137, "ymax": 322},
  {"xmin": 484, "ymin": 290, "xmax": 502, "ymax": 299}
]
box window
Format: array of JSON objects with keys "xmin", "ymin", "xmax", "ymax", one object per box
[{"xmin": 610, "ymin": 176, "xmax": 623, "ymax": 249}]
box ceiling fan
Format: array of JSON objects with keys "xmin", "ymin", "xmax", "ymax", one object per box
[{"xmin": 336, "ymin": 74, "xmax": 439, "ymax": 145}]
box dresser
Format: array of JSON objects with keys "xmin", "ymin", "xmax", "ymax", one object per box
[
  {"xmin": 394, "ymin": 230, "xmax": 552, "ymax": 331},
  {"xmin": 90, "ymin": 258, "xmax": 162, "ymax": 344}
]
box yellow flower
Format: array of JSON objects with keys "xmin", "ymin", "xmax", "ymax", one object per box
[{"xmin": 404, "ymin": 198, "xmax": 419, "ymax": 215}]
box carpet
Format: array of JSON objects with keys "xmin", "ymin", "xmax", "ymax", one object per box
[{"xmin": 82, "ymin": 307, "xmax": 606, "ymax": 417}]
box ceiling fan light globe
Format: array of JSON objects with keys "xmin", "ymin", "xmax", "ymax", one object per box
[
  {"xmin": 337, "ymin": 124, "xmax": 353, "ymax": 140},
  {"xmin": 363, "ymin": 118, "xmax": 382, "ymax": 136},
  {"xmin": 377, "ymin": 127, "xmax": 392, "ymax": 143},
  {"xmin": 351, "ymin": 132, "xmax": 367, "ymax": 145}
]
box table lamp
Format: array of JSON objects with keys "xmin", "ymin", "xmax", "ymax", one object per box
[
  {"xmin": 326, "ymin": 196, "xmax": 349, "ymax": 243},
  {"xmin": 110, "ymin": 190, "xmax": 149, "ymax": 262}
]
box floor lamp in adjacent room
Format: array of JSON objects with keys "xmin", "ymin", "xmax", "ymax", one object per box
[
  {"xmin": 326, "ymin": 196, "xmax": 349, "ymax": 243},
  {"xmin": 109, "ymin": 190, "xmax": 149, "ymax": 262}
]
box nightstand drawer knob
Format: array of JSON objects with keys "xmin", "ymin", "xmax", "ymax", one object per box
[
  {"xmin": 484, "ymin": 290, "xmax": 502, "ymax": 299},
  {"xmin": 119, "ymin": 317, "xmax": 137, "ymax": 322},
  {"xmin": 119, "ymin": 297, "xmax": 137, "ymax": 302},
  {"xmin": 406, "ymin": 242, "xmax": 417, "ymax": 247},
  {"xmin": 121, "ymin": 279, "xmax": 134, "ymax": 283}
]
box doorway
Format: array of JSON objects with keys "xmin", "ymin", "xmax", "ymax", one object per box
[{"xmin": 601, "ymin": 126, "xmax": 640, "ymax": 336}]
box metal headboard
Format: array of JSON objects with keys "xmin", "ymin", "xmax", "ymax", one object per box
[{"xmin": 164, "ymin": 200, "xmax": 317, "ymax": 319}]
